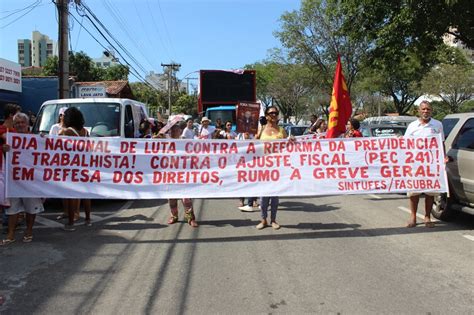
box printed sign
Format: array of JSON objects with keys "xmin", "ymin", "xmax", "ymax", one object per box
[
  {"xmin": 78, "ymin": 85, "xmax": 106, "ymax": 98},
  {"xmin": 0, "ymin": 58, "xmax": 22, "ymax": 93},
  {"xmin": 236, "ymin": 102, "xmax": 260, "ymax": 134},
  {"xmin": 5, "ymin": 134, "xmax": 448, "ymax": 199}
]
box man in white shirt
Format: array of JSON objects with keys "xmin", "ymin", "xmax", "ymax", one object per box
[
  {"xmin": 197, "ymin": 117, "xmax": 215, "ymax": 139},
  {"xmin": 181, "ymin": 118, "xmax": 196, "ymax": 139},
  {"xmin": 404, "ymin": 101, "xmax": 443, "ymax": 228}
]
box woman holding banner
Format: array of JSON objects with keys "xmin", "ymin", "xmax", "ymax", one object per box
[{"xmin": 255, "ymin": 106, "xmax": 288, "ymax": 230}]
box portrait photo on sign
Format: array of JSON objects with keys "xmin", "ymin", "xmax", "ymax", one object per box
[{"xmin": 236, "ymin": 102, "xmax": 260, "ymax": 134}]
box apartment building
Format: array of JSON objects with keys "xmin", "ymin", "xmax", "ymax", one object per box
[{"xmin": 17, "ymin": 31, "xmax": 57, "ymax": 67}]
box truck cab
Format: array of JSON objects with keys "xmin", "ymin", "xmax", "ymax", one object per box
[
  {"xmin": 32, "ymin": 98, "xmax": 149, "ymax": 138},
  {"xmin": 198, "ymin": 70, "xmax": 256, "ymax": 130}
]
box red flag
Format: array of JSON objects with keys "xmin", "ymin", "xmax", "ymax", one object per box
[{"xmin": 326, "ymin": 55, "xmax": 352, "ymax": 138}]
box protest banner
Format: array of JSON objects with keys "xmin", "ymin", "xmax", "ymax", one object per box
[{"xmin": 5, "ymin": 133, "xmax": 448, "ymax": 199}]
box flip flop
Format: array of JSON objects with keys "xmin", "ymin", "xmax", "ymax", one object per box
[
  {"xmin": 1, "ymin": 238, "xmax": 15, "ymax": 246},
  {"xmin": 424, "ymin": 221, "xmax": 435, "ymax": 228},
  {"xmin": 22, "ymin": 235, "xmax": 33, "ymax": 243},
  {"xmin": 406, "ymin": 221, "xmax": 417, "ymax": 228}
]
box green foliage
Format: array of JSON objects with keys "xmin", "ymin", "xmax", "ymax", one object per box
[
  {"xmin": 275, "ymin": 0, "xmax": 370, "ymax": 95},
  {"xmin": 460, "ymin": 100, "xmax": 474, "ymax": 113},
  {"xmin": 41, "ymin": 51, "xmax": 130, "ymax": 81},
  {"xmin": 341, "ymin": 0, "xmax": 473, "ymax": 57},
  {"xmin": 102, "ymin": 65, "xmax": 130, "ymax": 81},
  {"xmin": 130, "ymin": 82, "xmax": 164, "ymax": 117},
  {"xmin": 421, "ymin": 62, "xmax": 474, "ymax": 113},
  {"xmin": 42, "ymin": 56, "xmax": 59, "ymax": 76},
  {"xmin": 173, "ymin": 93, "xmax": 198, "ymax": 116}
]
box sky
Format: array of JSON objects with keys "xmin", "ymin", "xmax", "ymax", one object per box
[{"xmin": 0, "ymin": 0, "xmax": 301, "ymax": 88}]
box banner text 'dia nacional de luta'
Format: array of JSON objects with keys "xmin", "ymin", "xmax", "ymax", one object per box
[{"xmin": 6, "ymin": 134, "xmax": 448, "ymax": 199}]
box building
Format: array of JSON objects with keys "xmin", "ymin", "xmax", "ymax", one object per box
[
  {"xmin": 443, "ymin": 29, "xmax": 474, "ymax": 63},
  {"xmin": 146, "ymin": 71, "xmax": 187, "ymax": 93},
  {"xmin": 17, "ymin": 31, "xmax": 57, "ymax": 67},
  {"xmin": 92, "ymin": 51, "xmax": 120, "ymax": 68}
]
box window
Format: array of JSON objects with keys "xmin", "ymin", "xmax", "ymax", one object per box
[
  {"xmin": 443, "ymin": 118, "xmax": 459, "ymax": 139},
  {"xmin": 453, "ymin": 118, "xmax": 474, "ymax": 150},
  {"xmin": 124, "ymin": 105, "xmax": 134, "ymax": 138}
]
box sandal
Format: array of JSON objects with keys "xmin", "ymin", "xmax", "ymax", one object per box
[
  {"xmin": 23, "ymin": 235, "xmax": 33, "ymax": 243},
  {"xmin": 1, "ymin": 238, "xmax": 15, "ymax": 246},
  {"xmin": 406, "ymin": 221, "xmax": 417, "ymax": 228},
  {"xmin": 184, "ymin": 210, "xmax": 198, "ymax": 227},
  {"xmin": 167, "ymin": 215, "xmax": 178, "ymax": 225}
]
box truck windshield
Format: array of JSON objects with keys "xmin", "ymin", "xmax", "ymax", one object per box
[
  {"xmin": 34, "ymin": 102, "xmax": 121, "ymax": 137},
  {"xmin": 208, "ymin": 110, "xmax": 236, "ymax": 126}
]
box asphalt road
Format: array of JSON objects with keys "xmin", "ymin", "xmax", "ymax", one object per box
[{"xmin": 1, "ymin": 194, "xmax": 473, "ymax": 314}]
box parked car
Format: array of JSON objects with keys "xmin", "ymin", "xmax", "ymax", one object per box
[
  {"xmin": 432, "ymin": 113, "xmax": 474, "ymax": 220},
  {"xmin": 284, "ymin": 125, "xmax": 310, "ymax": 137},
  {"xmin": 362, "ymin": 115, "xmax": 417, "ymax": 127},
  {"xmin": 360, "ymin": 124, "xmax": 407, "ymax": 137},
  {"xmin": 33, "ymin": 98, "xmax": 149, "ymax": 138}
]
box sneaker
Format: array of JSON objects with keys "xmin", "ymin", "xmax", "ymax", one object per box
[
  {"xmin": 239, "ymin": 205, "xmax": 253, "ymax": 212},
  {"xmin": 271, "ymin": 222, "xmax": 281, "ymax": 230},
  {"xmin": 63, "ymin": 224, "xmax": 76, "ymax": 232},
  {"xmin": 256, "ymin": 222, "xmax": 267, "ymax": 230}
]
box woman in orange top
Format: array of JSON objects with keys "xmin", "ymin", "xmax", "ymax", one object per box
[{"xmin": 255, "ymin": 106, "xmax": 288, "ymax": 230}]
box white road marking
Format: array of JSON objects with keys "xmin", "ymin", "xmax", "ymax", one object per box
[
  {"xmin": 462, "ymin": 235, "xmax": 474, "ymax": 241},
  {"xmin": 397, "ymin": 206, "xmax": 439, "ymax": 222},
  {"xmin": 34, "ymin": 215, "xmax": 64, "ymax": 228},
  {"xmin": 102, "ymin": 200, "xmax": 134, "ymax": 221},
  {"xmin": 368, "ymin": 194, "xmax": 382, "ymax": 199},
  {"xmin": 32, "ymin": 201, "xmax": 136, "ymax": 229}
]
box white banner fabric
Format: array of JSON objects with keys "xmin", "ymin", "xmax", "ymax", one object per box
[{"xmin": 5, "ymin": 133, "xmax": 448, "ymax": 199}]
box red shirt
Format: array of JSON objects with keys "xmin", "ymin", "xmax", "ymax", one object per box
[{"xmin": 0, "ymin": 125, "xmax": 16, "ymax": 170}]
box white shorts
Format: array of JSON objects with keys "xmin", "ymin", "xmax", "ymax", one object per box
[
  {"xmin": 5, "ymin": 198, "xmax": 44, "ymax": 215},
  {"xmin": 407, "ymin": 192, "xmax": 439, "ymax": 197}
]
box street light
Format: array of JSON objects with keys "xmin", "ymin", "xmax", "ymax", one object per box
[{"xmin": 179, "ymin": 70, "xmax": 199, "ymax": 95}]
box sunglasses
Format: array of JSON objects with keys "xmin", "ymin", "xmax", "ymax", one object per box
[{"xmin": 267, "ymin": 112, "xmax": 279, "ymax": 116}]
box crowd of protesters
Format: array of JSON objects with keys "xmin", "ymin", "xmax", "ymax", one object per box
[{"xmin": 0, "ymin": 101, "xmax": 441, "ymax": 245}]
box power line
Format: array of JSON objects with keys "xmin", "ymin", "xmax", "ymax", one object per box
[
  {"xmin": 101, "ymin": 0, "xmax": 159, "ymax": 71},
  {"xmin": 155, "ymin": 0, "xmax": 177, "ymax": 59},
  {"xmin": 0, "ymin": 0, "xmax": 43, "ymax": 29},
  {"xmin": 68, "ymin": 11, "xmax": 151, "ymax": 86},
  {"xmin": 78, "ymin": 1, "xmax": 148, "ymax": 75},
  {"xmin": 145, "ymin": 0, "xmax": 172, "ymax": 61},
  {"xmin": 0, "ymin": 0, "xmax": 41, "ymax": 20}
]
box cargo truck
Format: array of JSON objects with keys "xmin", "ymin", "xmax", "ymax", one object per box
[{"xmin": 198, "ymin": 69, "xmax": 256, "ymax": 129}]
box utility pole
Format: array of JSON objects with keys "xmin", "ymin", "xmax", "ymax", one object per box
[
  {"xmin": 57, "ymin": 0, "xmax": 70, "ymax": 99},
  {"xmin": 161, "ymin": 63, "xmax": 181, "ymax": 116}
]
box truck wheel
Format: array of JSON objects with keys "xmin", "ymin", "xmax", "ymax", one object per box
[{"xmin": 432, "ymin": 193, "xmax": 455, "ymax": 221}]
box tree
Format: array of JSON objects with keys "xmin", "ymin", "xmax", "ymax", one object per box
[
  {"xmin": 174, "ymin": 93, "xmax": 198, "ymax": 116},
  {"xmin": 103, "ymin": 64, "xmax": 130, "ymax": 81},
  {"xmin": 42, "ymin": 56, "xmax": 59, "ymax": 76},
  {"xmin": 267, "ymin": 63, "xmax": 315, "ymax": 123},
  {"xmin": 275, "ymin": 0, "xmax": 371, "ymax": 95},
  {"xmin": 41, "ymin": 51, "xmax": 130, "ymax": 81},
  {"xmin": 341, "ymin": 0, "xmax": 474, "ymax": 55},
  {"xmin": 421, "ymin": 63, "xmax": 474, "ymax": 113},
  {"xmin": 130, "ymin": 82, "xmax": 164, "ymax": 117}
]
